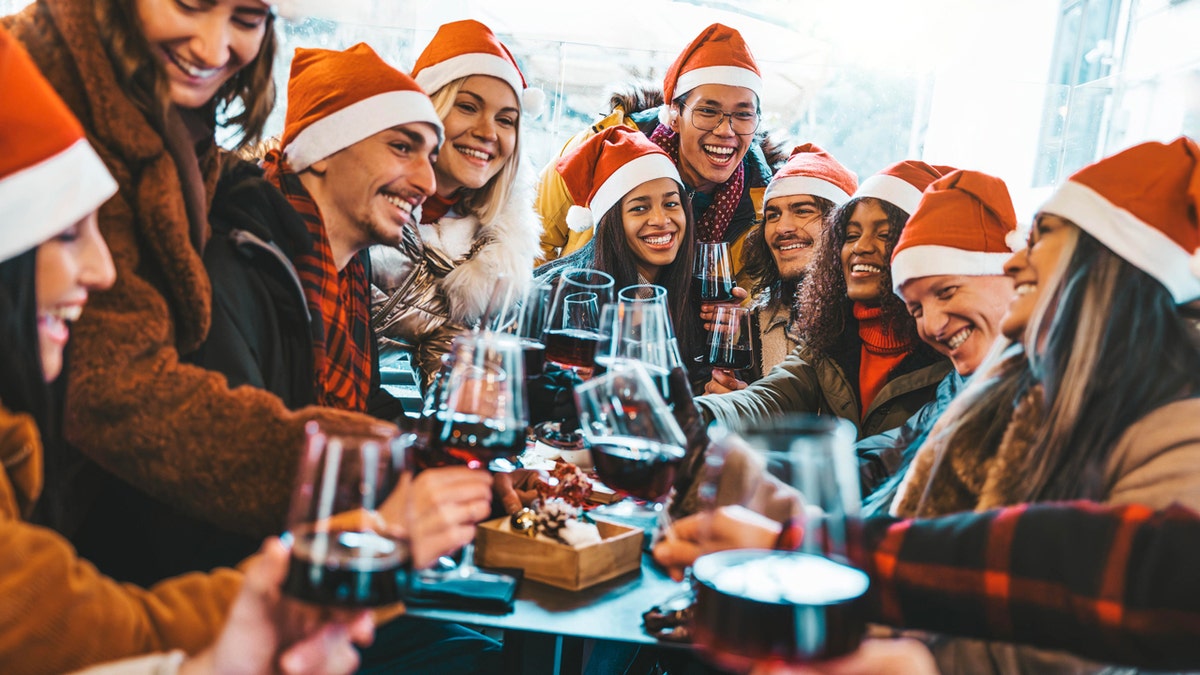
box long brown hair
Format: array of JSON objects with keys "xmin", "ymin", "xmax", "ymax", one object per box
[{"xmin": 93, "ymin": 0, "xmax": 277, "ymax": 149}]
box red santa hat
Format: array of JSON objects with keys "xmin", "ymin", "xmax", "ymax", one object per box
[
  {"xmin": 1039, "ymin": 136, "xmax": 1200, "ymax": 304},
  {"xmin": 763, "ymin": 143, "xmax": 858, "ymax": 206},
  {"xmin": 282, "ymin": 43, "xmax": 443, "ymax": 172},
  {"xmin": 852, "ymin": 160, "xmax": 956, "ymax": 216},
  {"xmin": 660, "ymin": 23, "xmax": 762, "ymax": 125},
  {"xmin": 0, "ymin": 27, "xmax": 116, "ymax": 263},
  {"xmin": 412, "ymin": 19, "xmax": 544, "ymax": 117},
  {"xmin": 891, "ymin": 170, "xmax": 1018, "ymax": 292},
  {"xmin": 557, "ymin": 126, "xmax": 682, "ymax": 232}
]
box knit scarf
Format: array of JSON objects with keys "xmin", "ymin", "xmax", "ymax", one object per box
[
  {"xmin": 854, "ymin": 302, "xmax": 911, "ymax": 418},
  {"xmin": 261, "ymin": 151, "xmax": 371, "ymax": 412},
  {"xmin": 648, "ymin": 123, "xmax": 744, "ymax": 243}
]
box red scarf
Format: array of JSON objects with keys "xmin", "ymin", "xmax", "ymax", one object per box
[
  {"xmin": 262, "ymin": 150, "xmax": 371, "ymax": 412},
  {"xmin": 420, "ymin": 191, "xmax": 459, "ymax": 224},
  {"xmin": 648, "ymin": 122, "xmax": 744, "ymax": 243},
  {"xmin": 854, "ymin": 302, "xmax": 911, "ymax": 419}
]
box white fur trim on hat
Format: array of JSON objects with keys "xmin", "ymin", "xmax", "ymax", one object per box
[
  {"xmin": 589, "ymin": 154, "xmax": 682, "ymax": 224},
  {"xmin": 566, "ymin": 204, "xmax": 594, "ymax": 232},
  {"xmin": 674, "ymin": 66, "xmax": 763, "ymax": 101},
  {"xmin": 284, "ymin": 91, "xmax": 444, "ymax": 171},
  {"xmin": 854, "ymin": 174, "xmax": 924, "ymax": 215},
  {"xmin": 1040, "ymin": 180, "xmax": 1200, "ymax": 304},
  {"xmin": 0, "ymin": 138, "xmax": 117, "ymax": 262},
  {"xmin": 891, "ymin": 245, "xmax": 1012, "ymax": 293},
  {"xmin": 415, "ymin": 53, "xmax": 525, "ymax": 106},
  {"xmin": 764, "ymin": 176, "xmax": 852, "ymax": 207},
  {"xmin": 522, "ymin": 87, "xmax": 546, "ymax": 119}
]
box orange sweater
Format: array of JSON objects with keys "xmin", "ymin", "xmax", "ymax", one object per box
[{"xmin": 854, "ymin": 303, "xmax": 911, "ymax": 418}]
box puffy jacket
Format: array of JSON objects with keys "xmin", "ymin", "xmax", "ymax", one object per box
[
  {"xmin": 696, "ymin": 329, "xmax": 950, "ymax": 441},
  {"xmin": 0, "ymin": 404, "xmax": 240, "ymax": 675},
  {"xmin": 370, "ymin": 167, "xmax": 541, "ymax": 389},
  {"xmin": 536, "ymin": 106, "xmax": 776, "ymax": 287}
]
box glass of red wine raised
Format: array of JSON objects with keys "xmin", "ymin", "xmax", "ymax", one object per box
[
  {"xmin": 543, "ymin": 268, "xmax": 614, "ymax": 380},
  {"xmin": 705, "ymin": 305, "xmax": 753, "ymax": 372},
  {"xmin": 691, "ymin": 415, "xmax": 870, "ymax": 668},
  {"xmin": 573, "ymin": 361, "xmax": 688, "ymax": 523},
  {"xmin": 412, "ymin": 332, "xmax": 528, "ymax": 586},
  {"xmin": 694, "ymin": 242, "xmax": 736, "ymax": 303},
  {"xmin": 282, "ymin": 421, "xmax": 412, "ymax": 608}
]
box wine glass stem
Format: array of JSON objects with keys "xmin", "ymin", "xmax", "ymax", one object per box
[{"xmin": 458, "ymin": 541, "xmax": 477, "ymax": 577}]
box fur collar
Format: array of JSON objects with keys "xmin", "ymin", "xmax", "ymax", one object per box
[
  {"xmin": 894, "ymin": 384, "xmax": 1044, "ymax": 517},
  {"xmin": 435, "ymin": 163, "xmax": 542, "ymax": 324}
]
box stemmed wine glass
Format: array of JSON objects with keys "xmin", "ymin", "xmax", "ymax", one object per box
[
  {"xmin": 694, "ymin": 242, "xmax": 736, "ymax": 303},
  {"xmin": 411, "ymin": 331, "xmax": 528, "ymax": 587},
  {"xmin": 705, "ymin": 305, "xmax": 753, "ymax": 371},
  {"xmin": 282, "ymin": 421, "xmax": 412, "ymax": 607},
  {"xmin": 543, "ymin": 268, "xmax": 614, "ymax": 379},
  {"xmin": 690, "ymin": 414, "xmax": 870, "ymax": 666}
]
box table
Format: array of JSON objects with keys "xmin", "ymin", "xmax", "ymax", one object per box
[{"xmin": 405, "ymin": 553, "xmax": 691, "ymax": 674}]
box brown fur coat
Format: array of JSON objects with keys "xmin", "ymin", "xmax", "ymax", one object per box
[{"xmin": 3, "ymin": 0, "xmax": 375, "ymax": 537}]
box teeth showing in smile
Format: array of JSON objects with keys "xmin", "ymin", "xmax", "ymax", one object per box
[
  {"xmin": 945, "ymin": 327, "xmax": 972, "ymax": 351},
  {"xmin": 777, "ymin": 242, "xmax": 805, "ymax": 252},
  {"xmin": 167, "ymin": 50, "xmax": 221, "ymax": 79},
  {"xmin": 384, "ymin": 193, "xmax": 414, "ymax": 216},
  {"xmin": 703, "ymin": 145, "xmax": 735, "ymax": 157},
  {"xmin": 456, "ymin": 145, "xmax": 490, "ymax": 161},
  {"xmin": 1014, "ymin": 283, "xmax": 1036, "ymax": 296},
  {"xmin": 45, "ymin": 305, "xmax": 83, "ymax": 323},
  {"xmin": 851, "ymin": 263, "xmax": 882, "ymax": 274},
  {"xmin": 642, "ymin": 234, "xmax": 674, "ymax": 246}
]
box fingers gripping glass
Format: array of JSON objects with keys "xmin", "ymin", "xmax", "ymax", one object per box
[{"xmin": 682, "ymin": 104, "xmax": 760, "ymax": 136}]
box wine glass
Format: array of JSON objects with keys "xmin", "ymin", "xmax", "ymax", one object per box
[
  {"xmin": 282, "ymin": 421, "xmax": 412, "ymax": 607},
  {"xmin": 596, "ymin": 299, "xmax": 677, "ymax": 400},
  {"xmin": 705, "ymin": 305, "xmax": 753, "ymax": 371},
  {"xmin": 695, "ymin": 242, "xmax": 736, "ymax": 303},
  {"xmin": 573, "ymin": 361, "xmax": 688, "ymax": 528},
  {"xmin": 512, "ymin": 280, "xmax": 554, "ymax": 377},
  {"xmin": 411, "ymin": 332, "xmax": 528, "ymax": 586},
  {"xmin": 691, "ymin": 414, "xmax": 870, "ymax": 666},
  {"xmin": 543, "ymin": 268, "xmax": 614, "ymax": 379}
]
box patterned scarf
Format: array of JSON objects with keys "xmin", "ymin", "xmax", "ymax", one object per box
[
  {"xmin": 648, "ymin": 123, "xmax": 744, "ymax": 243},
  {"xmin": 262, "ymin": 150, "xmax": 371, "ymax": 412}
]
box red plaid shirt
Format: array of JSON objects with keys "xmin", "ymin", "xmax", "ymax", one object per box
[{"xmin": 854, "ymin": 501, "xmax": 1200, "ymax": 669}]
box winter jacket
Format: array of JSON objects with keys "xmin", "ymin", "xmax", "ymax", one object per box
[
  {"xmin": 2, "ymin": 0, "xmax": 379, "ymax": 547},
  {"xmin": 370, "ymin": 166, "xmax": 541, "ymax": 389},
  {"xmin": 748, "ymin": 294, "xmax": 796, "ymax": 382},
  {"xmin": 536, "ymin": 106, "xmax": 776, "ymax": 287},
  {"xmin": 0, "ymin": 404, "xmax": 239, "ymax": 675},
  {"xmin": 696, "ymin": 326, "xmax": 950, "ymax": 441}
]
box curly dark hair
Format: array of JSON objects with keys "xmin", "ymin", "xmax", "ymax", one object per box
[
  {"xmin": 795, "ymin": 196, "xmax": 918, "ymax": 354},
  {"xmin": 742, "ymin": 195, "xmax": 836, "ymax": 311}
]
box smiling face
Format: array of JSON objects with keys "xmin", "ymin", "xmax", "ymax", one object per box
[
  {"xmin": 432, "ymin": 75, "xmax": 519, "ymax": 198},
  {"xmin": 840, "ymin": 199, "xmax": 895, "ymax": 304},
  {"xmin": 1001, "ymin": 214, "xmax": 1077, "ymax": 342},
  {"xmin": 900, "ymin": 274, "xmax": 1014, "ymax": 375},
  {"xmin": 669, "ymin": 84, "xmax": 757, "ymax": 193},
  {"xmin": 135, "ymin": 0, "xmax": 270, "ymax": 110},
  {"xmin": 763, "ymin": 195, "xmax": 824, "ymax": 282},
  {"xmin": 308, "ymin": 122, "xmax": 439, "ymax": 254},
  {"xmin": 36, "ymin": 213, "xmax": 116, "ymax": 381},
  {"xmin": 619, "ymin": 177, "xmax": 687, "ymax": 282}
]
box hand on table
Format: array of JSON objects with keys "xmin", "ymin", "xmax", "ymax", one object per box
[
  {"xmin": 748, "ymin": 639, "xmax": 937, "ymax": 675},
  {"xmin": 699, "ymin": 286, "xmax": 749, "ymax": 331},
  {"xmin": 704, "ymin": 368, "xmax": 748, "ymax": 394},
  {"xmin": 652, "ymin": 505, "xmax": 783, "ymax": 581},
  {"xmin": 380, "ymin": 467, "xmax": 494, "ymax": 569},
  {"xmin": 493, "ymin": 469, "xmax": 547, "ymax": 514},
  {"xmin": 178, "ymin": 538, "xmax": 374, "ymax": 675}
]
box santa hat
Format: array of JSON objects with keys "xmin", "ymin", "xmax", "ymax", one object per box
[
  {"xmin": 763, "ymin": 143, "xmax": 858, "ymax": 206},
  {"xmin": 282, "ymin": 43, "xmax": 443, "ymax": 172},
  {"xmin": 1039, "ymin": 137, "xmax": 1200, "ymax": 304},
  {"xmin": 0, "ymin": 27, "xmax": 116, "ymax": 263},
  {"xmin": 557, "ymin": 126, "xmax": 681, "ymax": 232},
  {"xmin": 412, "ymin": 20, "xmax": 545, "ymax": 118},
  {"xmin": 852, "ymin": 160, "xmax": 956, "ymax": 216},
  {"xmin": 891, "ymin": 170, "xmax": 1018, "ymax": 292},
  {"xmin": 659, "ymin": 23, "xmax": 762, "ymax": 126}
]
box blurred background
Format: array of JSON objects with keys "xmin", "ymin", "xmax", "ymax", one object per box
[{"xmin": 5, "ymin": 0, "xmax": 1197, "ymax": 221}]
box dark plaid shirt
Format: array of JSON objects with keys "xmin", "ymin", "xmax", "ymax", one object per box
[{"xmin": 856, "ymin": 501, "xmax": 1200, "ymax": 669}]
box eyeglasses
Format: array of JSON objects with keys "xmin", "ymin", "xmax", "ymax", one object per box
[{"xmin": 682, "ymin": 104, "xmax": 760, "ymax": 136}]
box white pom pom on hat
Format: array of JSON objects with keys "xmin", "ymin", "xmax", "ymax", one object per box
[{"xmin": 566, "ymin": 205, "xmax": 594, "ymax": 232}]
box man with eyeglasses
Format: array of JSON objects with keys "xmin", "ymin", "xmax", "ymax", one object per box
[{"xmin": 536, "ymin": 23, "xmax": 781, "ymax": 284}]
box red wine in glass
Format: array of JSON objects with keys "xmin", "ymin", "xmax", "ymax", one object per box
[
  {"xmin": 519, "ymin": 337, "xmax": 546, "ymax": 376},
  {"xmin": 695, "ymin": 274, "xmax": 736, "ymax": 303},
  {"xmin": 543, "ymin": 328, "xmax": 603, "ymax": 375},
  {"xmin": 412, "ymin": 412, "xmax": 525, "ymax": 471},
  {"xmin": 588, "ymin": 435, "xmax": 685, "ymax": 502},
  {"xmin": 692, "ymin": 550, "xmax": 869, "ymax": 663},
  {"xmin": 708, "ymin": 345, "xmax": 754, "ymax": 370},
  {"xmin": 283, "ymin": 529, "xmax": 408, "ymax": 608}
]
